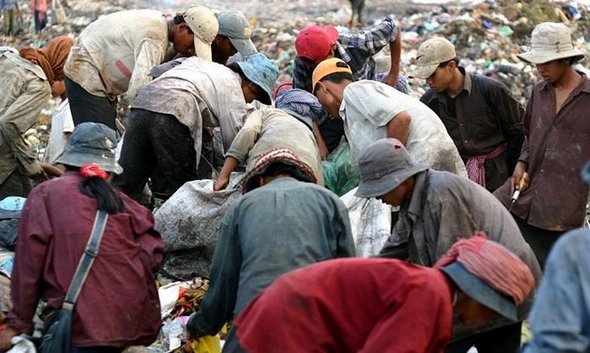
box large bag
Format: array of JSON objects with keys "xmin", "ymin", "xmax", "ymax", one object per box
[
  {"xmin": 41, "ymin": 308, "xmax": 72, "ymax": 353},
  {"xmin": 40, "ymin": 211, "xmax": 108, "ymax": 353},
  {"xmin": 321, "ymin": 141, "xmax": 360, "ymax": 196},
  {"xmin": 155, "ymin": 176, "xmax": 242, "ymax": 279},
  {"xmin": 341, "ymin": 188, "xmax": 392, "ymax": 257}
]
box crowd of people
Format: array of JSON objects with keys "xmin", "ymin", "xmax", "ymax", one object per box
[{"xmin": 0, "ymin": 2, "xmax": 589, "ymax": 353}]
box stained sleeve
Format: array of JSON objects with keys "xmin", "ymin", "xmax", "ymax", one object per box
[
  {"xmin": 187, "ymin": 207, "xmax": 242, "ymax": 337},
  {"xmin": 518, "ymin": 93, "xmax": 534, "ymax": 164},
  {"xmin": 225, "ymin": 110, "xmax": 264, "ymax": 163},
  {"xmin": 524, "ymin": 231, "xmax": 590, "ymax": 353}
]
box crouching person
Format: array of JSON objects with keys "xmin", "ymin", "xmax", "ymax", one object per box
[
  {"xmin": 186, "ymin": 148, "xmax": 355, "ymax": 352},
  {"xmin": 0, "ymin": 123, "xmax": 164, "ymax": 352},
  {"xmin": 233, "ymin": 234, "xmax": 535, "ymax": 353}
]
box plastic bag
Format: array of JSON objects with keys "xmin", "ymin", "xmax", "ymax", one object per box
[
  {"xmin": 321, "ymin": 141, "xmax": 360, "ymax": 196},
  {"xmin": 341, "ymin": 188, "xmax": 392, "ymax": 257},
  {"xmin": 190, "ymin": 336, "xmax": 221, "ymax": 353}
]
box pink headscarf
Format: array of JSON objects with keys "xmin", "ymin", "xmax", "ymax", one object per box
[{"xmin": 435, "ymin": 232, "xmax": 535, "ymax": 305}]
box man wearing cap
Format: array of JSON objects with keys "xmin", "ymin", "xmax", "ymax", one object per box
[
  {"xmin": 355, "ymin": 138, "xmax": 541, "ymax": 353},
  {"xmin": 523, "ymin": 162, "xmax": 590, "ymax": 352},
  {"xmin": 114, "ymin": 53, "xmax": 279, "ymax": 202},
  {"xmin": 186, "ymin": 148, "xmax": 355, "ymax": 352},
  {"xmin": 212, "ymin": 11, "xmax": 257, "ymax": 65},
  {"xmin": 64, "ymin": 6, "xmax": 219, "ymax": 130},
  {"xmin": 411, "ymin": 37, "xmax": 525, "ymax": 192},
  {"xmin": 494, "ymin": 22, "xmax": 590, "ymax": 269},
  {"xmin": 231, "ymin": 235, "xmax": 535, "ymax": 353},
  {"xmin": 214, "ymin": 89, "xmax": 323, "ymax": 191},
  {"xmin": 313, "ymin": 58, "xmax": 466, "ymax": 176},
  {"xmin": 293, "ymin": 16, "xmax": 408, "ymax": 160}
]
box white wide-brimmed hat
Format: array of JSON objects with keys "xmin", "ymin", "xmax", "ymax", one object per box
[{"xmin": 518, "ymin": 22, "xmax": 585, "ymax": 64}]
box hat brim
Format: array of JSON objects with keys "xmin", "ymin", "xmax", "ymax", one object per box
[
  {"xmin": 441, "ymin": 262, "xmax": 518, "ymax": 322},
  {"xmin": 194, "ymin": 37, "xmax": 212, "ymax": 62},
  {"xmin": 55, "ymin": 151, "xmax": 123, "ymax": 175},
  {"xmin": 517, "ymin": 50, "xmax": 585, "ymax": 64},
  {"xmin": 236, "ymin": 62, "xmax": 273, "ymax": 105},
  {"xmin": 355, "ymin": 164, "xmax": 428, "ymax": 198},
  {"xmin": 408, "ymin": 63, "xmax": 439, "ymax": 79},
  {"xmin": 230, "ymin": 37, "xmax": 258, "ymax": 55}
]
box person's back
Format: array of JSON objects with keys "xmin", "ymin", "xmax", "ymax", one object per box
[
  {"xmin": 342, "ymin": 80, "xmax": 466, "ymax": 176},
  {"xmin": 65, "ymin": 10, "xmax": 169, "ymax": 98},
  {"xmin": 227, "ymin": 107, "xmax": 322, "ymax": 183}
]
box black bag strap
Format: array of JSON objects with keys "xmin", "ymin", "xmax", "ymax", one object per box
[{"xmin": 62, "ymin": 211, "xmax": 108, "ymax": 310}]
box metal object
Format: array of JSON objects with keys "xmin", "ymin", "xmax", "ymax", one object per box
[{"xmin": 509, "ymin": 176, "xmax": 527, "ymax": 212}]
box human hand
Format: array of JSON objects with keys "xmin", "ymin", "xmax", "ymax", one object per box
[
  {"xmin": 50, "ymin": 80, "xmax": 66, "ymax": 98},
  {"xmin": 41, "ymin": 163, "xmax": 64, "ymax": 178},
  {"xmin": 510, "ymin": 161, "xmax": 529, "ymax": 193},
  {"xmin": 381, "ymin": 72, "xmax": 399, "ymax": 88},
  {"xmin": 0, "ymin": 327, "xmax": 18, "ymax": 350},
  {"xmin": 214, "ymin": 175, "xmax": 230, "ymax": 191},
  {"xmin": 319, "ymin": 144, "xmax": 329, "ymax": 161}
]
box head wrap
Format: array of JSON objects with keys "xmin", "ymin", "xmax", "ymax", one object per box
[
  {"xmin": 434, "ymin": 232, "xmax": 535, "ymax": 306},
  {"xmin": 19, "ymin": 35, "xmax": 74, "ymax": 83},
  {"xmin": 275, "ymin": 88, "xmax": 323, "ymax": 123}
]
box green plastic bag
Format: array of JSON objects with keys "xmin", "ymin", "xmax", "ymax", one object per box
[{"xmin": 322, "ymin": 141, "xmax": 360, "ymax": 196}]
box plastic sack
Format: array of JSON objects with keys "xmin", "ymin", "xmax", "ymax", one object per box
[
  {"xmin": 190, "ymin": 336, "xmax": 221, "ymax": 353},
  {"xmin": 154, "ymin": 176, "xmax": 242, "ymax": 279},
  {"xmin": 321, "ymin": 141, "xmax": 360, "ymax": 196},
  {"xmin": 341, "ymin": 188, "xmax": 392, "ymax": 257}
]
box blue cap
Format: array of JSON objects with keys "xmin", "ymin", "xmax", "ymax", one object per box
[{"xmin": 236, "ymin": 53, "xmax": 279, "ymax": 105}]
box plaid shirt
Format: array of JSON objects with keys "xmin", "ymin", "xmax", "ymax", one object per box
[{"xmin": 293, "ymin": 15, "xmax": 397, "ymax": 93}]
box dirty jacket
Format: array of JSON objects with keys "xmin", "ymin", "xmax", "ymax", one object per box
[
  {"xmin": 0, "ymin": 50, "xmax": 49, "ymax": 185},
  {"xmin": 225, "ymin": 107, "xmax": 323, "ymax": 185},
  {"xmin": 382, "ymin": 170, "xmax": 542, "ymax": 341},
  {"xmin": 6, "ymin": 173, "xmax": 164, "ymax": 347},
  {"xmin": 523, "ymin": 229, "xmax": 590, "ymax": 353},
  {"xmin": 64, "ymin": 10, "xmax": 169, "ymax": 102},
  {"xmin": 187, "ymin": 177, "xmax": 355, "ymax": 342},
  {"xmin": 495, "ymin": 74, "xmax": 590, "ymax": 231},
  {"xmin": 132, "ymin": 56, "xmax": 247, "ymax": 163},
  {"xmin": 421, "ymin": 69, "xmax": 525, "ymax": 191}
]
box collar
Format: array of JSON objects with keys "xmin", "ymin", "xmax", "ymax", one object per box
[
  {"xmin": 406, "ymin": 170, "xmax": 428, "ymax": 220},
  {"xmin": 537, "ymin": 71, "xmax": 590, "ymax": 93}
]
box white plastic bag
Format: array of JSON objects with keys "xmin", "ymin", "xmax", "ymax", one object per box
[{"xmin": 341, "ymin": 188, "xmax": 392, "ymax": 257}]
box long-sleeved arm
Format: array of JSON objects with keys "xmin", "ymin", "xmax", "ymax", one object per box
[
  {"xmin": 126, "ymin": 40, "xmax": 165, "ymax": 103},
  {"xmin": 224, "ymin": 110, "xmax": 264, "ymax": 164},
  {"xmin": 0, "ymin": 73, "xmax": 49, "ymax": 176},
  {"xmin": 339, "ymin": 15, "xmax": 397, "ymax": 56},
  {"xmin": 128, "ymin": 199, "xmax": 164, "ymax": 271},
  {"xmin": 492, "ymin": 84, "xmax": 525, "ymax": 169},
  {"xmin": 518, "ymin": 94, "xmax": 534, "ymax": 164},
  {"xmin": 5, "ymin": 190, "xmax": 52, "ymax": 333},
  {"xmin": 292, "ymin": 56, "xmax": 313, "ymax": 93},
  {"xmin": 524, "ymin": 231, "xmax": 590, "ymax": 353},
  {"xmin": 187, "ymin": 209, "xmax": 242, "ymax": 337}
]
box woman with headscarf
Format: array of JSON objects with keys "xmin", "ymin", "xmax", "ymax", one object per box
[
  {"xmin": 0, "ymin": 122, "xmax": 163, "ymax": 352},
  {"xmin": 214, "ymin": 88, "xmax": 324, "ymax": 191},
  {"xmin": 0, "ymin": 35, "xmax": 74, "ymax": 198}
]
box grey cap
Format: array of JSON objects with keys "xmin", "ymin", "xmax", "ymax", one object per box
[
  {"xmin": 441, "ymin": 262, "xmax": 518, "ymax": 321},
  {"xmin": 355, "ymin": 138, "xmax": 428, "ymax": 198},
  {"xmin": 217, "ymin": 11, "xmax": 257, "ymax": 55},
  {"xmin": 55, "ymin": 122, "xmax": 123, "ymax": 174}
]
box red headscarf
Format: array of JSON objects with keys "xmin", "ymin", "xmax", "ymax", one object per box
[
  {"xmin": 19, "ymin": 35, "xmax": 74, "ymax": 83},
  {"xmin": 434, "ymin": 232, "xmax": 535, "ymax": 305}
]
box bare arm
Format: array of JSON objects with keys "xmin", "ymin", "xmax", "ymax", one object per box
[
  {"xmin": 312, "ymin": 120, "xmax": 329, "ymax": 160},
  {"xmin": 386, "ymin": 111, "xmax": 411, "ymax": 145},
  {"xmin": 214, "ymin": 156, "xmax": 239, "ymax": 191},
  {"xmin": 382, "ymin": 26, "xmax": 401, "ymax": 88}
]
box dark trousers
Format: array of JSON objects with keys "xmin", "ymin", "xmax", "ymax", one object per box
[
  {"xmin": 71, "ymin": 347, "xmax": 122, "ymax": 353},
  {"xmin": 33, "ymin": 10, "xmax": 47, "ymax": 32},
  {"xmin": 514, "ymin": 217, "xmax": 563, "ymax": 270},
  {"xmin": 445, "ymin": 322, "xmax": 522, "ymax": 353},
  {"xmin": 64, "ymin": 76, "xmax": 118, "ymax": 130},
  {"xmin": 0, "ymin": 170, "xmax": 32, "ymax": 199},
  {"xmin": 112, "ymin": 108, "xmax": 198, "ymax": 201}
]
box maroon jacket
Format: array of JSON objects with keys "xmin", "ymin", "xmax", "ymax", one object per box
[
  {"xmin": 236, "ymin": 258, "xmax": 453, "ymax": 353},
  {"xmin": 6, "ymin": 173, "xmax": 163, "ymax": 347}
]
